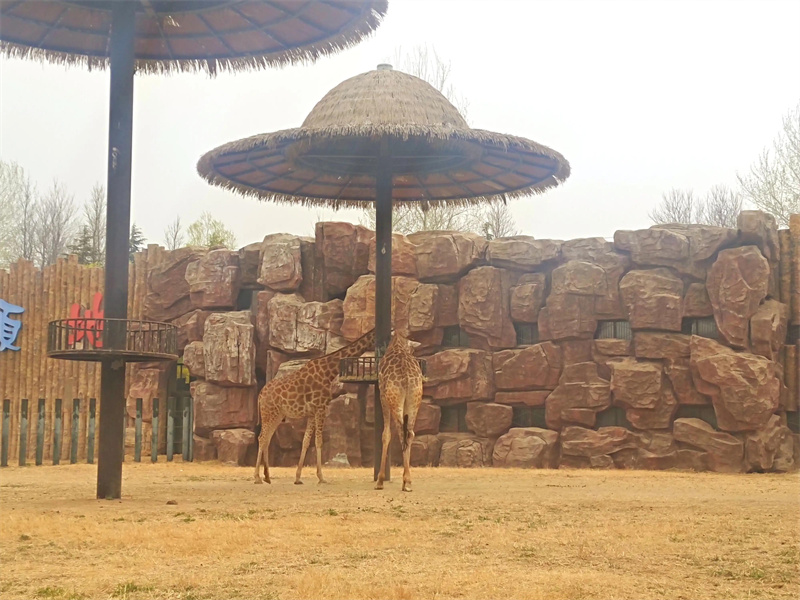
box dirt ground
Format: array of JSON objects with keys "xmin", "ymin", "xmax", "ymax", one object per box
[{"xmin": 0, "ymin": 462, "xmax": 798, "ymax": 600}]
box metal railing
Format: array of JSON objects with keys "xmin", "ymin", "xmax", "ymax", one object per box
[
  {"xmin": 47, "ymin": 318, "xmax": 178, "ymax": 362},
  {"xmin": 339, "ymin": 356, "xmax": 427, "ymax": 383}
]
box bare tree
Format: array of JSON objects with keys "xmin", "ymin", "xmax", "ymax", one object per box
[
  {"xmin": 471, "ymin": 199, "xmax": 520, "ymax": 239},
  {"xmin": 360, "ymin": 201, "xmax": 475, "ymax": 234},
  {"xmin": 650, "ymin": 186, "xmax": 744, "ymax": 228},
  {"xmin": 83, "ymin": 183, "xmax": 106, "ymax": 264},
  {"xmin": 34, "ymin": 180, "xmax": 77, "ymax": 268},
  {"xmin": 695, "ymin": 185, "xmax": 743, "ymax": 228},
  {"xmin": 649, "ymin": 188, "xmax": 697, "ymax": 225},
  {"xmin": 163, "ymin": 215, "xmax": 185, "ymax": 250},
  {"xmin": 0, "ymin": 160, "xmax": 37, "ymax": 267},
  {"xmin": 187, "ymin": 211, "xmax": 237, "ymax": 248},
  {"xmin": 738, "ymin": 101, "xmax": 800, "ymax": 227}
]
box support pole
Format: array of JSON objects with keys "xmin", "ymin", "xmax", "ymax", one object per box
[
  {"xmin": 374, "ymin": 138, "xmax": 392, "ymax": 482},
  {"xmin": 97, "ymin": 0, "xmax": 135, "ymax": 500}
]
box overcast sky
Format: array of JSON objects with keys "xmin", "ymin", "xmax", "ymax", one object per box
[{"xmin": 1, "ymin": 0, "xmax": 799, "ymax": 249}]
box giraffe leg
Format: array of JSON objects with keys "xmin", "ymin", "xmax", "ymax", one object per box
[
  {"xmin": 314, "ymin": 410, "xmax": 328, "ymax": 484},
  {"xmin": 295, "ymin": 416, "xmax": 315, "ymax": 485},
  {"xmin": 375, "ymin": 417, "xmax": 392, "ymax": 490},
  {"xmin": 255, "ymin": 413, "xmax": 281, "ymax": 485},
  {"xmin": 402, "ymin": 392, "xmax": 421, "ymax": 492}
]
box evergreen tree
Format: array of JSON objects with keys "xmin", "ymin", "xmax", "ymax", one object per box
[
  {"xmin": 68, "ymin": 226, "xmax": 94, "ymax": 264},
  {"xmin": 129, "ymin": 223, "xmax": 145, "ymax": 261}
]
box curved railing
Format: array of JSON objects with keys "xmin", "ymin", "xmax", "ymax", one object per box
[{"xmin": 47, "ymin": 318, "xmax": 178, "ymax": 362}]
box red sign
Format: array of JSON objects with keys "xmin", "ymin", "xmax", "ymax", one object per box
[{"xmin": 67, "ymin": 292, "xmax": 104, "ymax": 348}]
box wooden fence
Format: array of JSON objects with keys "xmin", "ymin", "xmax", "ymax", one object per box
[{"xmin": 0, "ymin": 395, "xmax": 193, "ymax": 467}]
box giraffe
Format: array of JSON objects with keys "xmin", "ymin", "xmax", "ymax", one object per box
[
  {"xmin": 253, "ymin": 329, "xmax": 375, "ymax": 485},
  {"xmin": 375, "ymin": 331, "xmax": 424, "ymax": 492}
]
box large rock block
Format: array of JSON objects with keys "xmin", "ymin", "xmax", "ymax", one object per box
[
  {"xmin": 560, "ymin": 426, "xmax": 638, "ymax": 459},
  {"xmin": 203, "ymin": 311, "xmax": 255, "ymax": 386},
  {"xmin": 438, "ymin": 433, "xmax": 494, "ymax": 467},
  {"xmin": 171, "ymin": 309, "xmax": 211, "ymax": 352},
  {"xmin": 664, "ymin": 359, "xmax": 710, "ymax": 405},
  {"xmin": 492, "ymin": 342, "xmax": 563, "ymax": 390},
  {"xmin": 616, "ymin": 225, "xmax": 736, "ymax": 278},
  {"xmin": 619, "ymin": 268, "xmax": 683, "ymax": 331},
  {"xmin": 538, "ymin": 293, "xmax": 598, "ymax": 341},
  {"xmin": 707, "ymin": 246, "xmax": 769, "ymax": 348},
  {"xmin": 457, "ymin": 266, "xmax": 516, "ymax": 349},
  {"xmin": 673, "ymin": 418, "xmax": 744, "ymax": 472},
  {"xmin": 492, "ymin": 428, "xmax": 559, "ymax": 468},
  {"xmin": 485, "ymin": 236, "xmax": 560, "ymax": 271},
  {"xmin": 408, "ymin": 230, "xmax": 486, "ymax": 282},
  {"xmin": 266, "ymin": 293, "xmax": 344, "ymax": 355},
  {"xmin": 683, "ymin": 283, "xmax": 713, "ymax": 317},
  {"xmin": 316, "ymin": 222, "xmax": 372, "ymax": 298},
  {"xmin": 423, "ymin": 349, "xmax": 495, "ymax": 405},
  {"xmin": 749, "ymin": 299, "xmax": 789, "ymax": 360},
  {"xmin": 191, "ymin": 381, "xmax": 257, "ymax": 436},
  {"xmin": 238, "ymin": 241, "xmax": 262, "ymax": 288},
  {"xmin": 414, "ymin": 401, "xmax": 441, "ymax": 435},
  {"xmin": 368, "ymin": 232, "xmax": 417, "ymax": 277},
  {"xmin": 465, "ymin": 402, "xmax": 512, "ymax": 437},
  {"xmin": 612, "ymin": 430, "xmax": 679, "ymax": 470},
  {"xmin": 744, "ymin": 414, "xmax": 795, "ymax": 472},
  {"xmin": 551, "ymin": 260, "xmax": 607, "ymax": 297},
  {"xmin": 406, "ymin": 282, "xmax": 458, "ymax": 349},
  {"xmin": 144, "ymin": 247, "xmax": 206, "ymax": 321},
  {"xmin": 340, "ymin": 275, "xmax": 419, "ymax": 341},
  {"xmin": 410, "ymin": 434, "xmax": 442, "ymax": 467},
  {"xmin": 186, "ymin": 249, "xmax": 241, "ymax": 309},
  {"xmin": 561, "ymin": 238, "xmax": 630, "ymax": 318},
  {"xmin": 510, "ymin": 273, "xmax": 547, "ymax": 322},
  {"xmin": 545, "ymin": 362, "xmax": 611, "ymax": 429},
  {"xmin": 193, "ymin": 435, "xmax": 217, "ymax": 462},
  {"xmin": 690, "ymin": 336, "xmax": 780, "ymax": 432},
  {"xmin": 182, "ymin": 341, "xmax": 205, "ymax": 379},
  {"xmin": 609, "ymin": 359, "xmax": 662, "ymax": 410},
  {"xmin": 738, "ymin": 211, "xmax": 780, "ymax": 263},
  {"xmin": 633, "ymin": 332, "xmax": 691, "ymax": 360},
  {"xmin": 212, "ymin": 429, "xmax": 256, "ymax": 466},
  {"xmin": 494, "ymin": 390, "xmax": 551, "ymax": 406},
  {"xmin": 258, "ymin": 233, "xmax": 304, "ymax": 292}
]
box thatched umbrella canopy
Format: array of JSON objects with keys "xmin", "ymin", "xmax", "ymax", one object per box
[
  {"xmin": 0, "ymin": 1, "xmax": 388, "ymax": 74},
  {"xmin": 0, "ymin": 0, "xmax": 388, "ymax": 501},
  {"xmin": 199, "ymin": 64, "xmax": 570, "ymax": 481},
  {"xmin": 198, "ymin": 64, "xmax": 569, "ymax": 207}
]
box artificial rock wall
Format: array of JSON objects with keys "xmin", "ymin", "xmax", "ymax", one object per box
[{"xmin": 138, "ymin": 211, "xmax": 800, "ymax": 472}]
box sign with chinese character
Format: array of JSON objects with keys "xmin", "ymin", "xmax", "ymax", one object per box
[
  {"xmin": 0, "ymin": 299, "xmax": 24, "ymax": 352},
  {"xmin": 66, "ymin": 292, "xmax": 104, "ymax": 349}
]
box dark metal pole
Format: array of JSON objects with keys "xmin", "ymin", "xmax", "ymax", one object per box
[
  {"xmin": 374, "ymin": 138, "xmax": 392, "ymax": 482},
  {"xmin": 97, "ymin": 1, "xmax": 135, "ymax": 500}
]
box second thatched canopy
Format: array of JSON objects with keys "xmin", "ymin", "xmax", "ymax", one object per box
[{"xmin": 198, "ymin": 64, "xmax": 570, "ymax": 208}]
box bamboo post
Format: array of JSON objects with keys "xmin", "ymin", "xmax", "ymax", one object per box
[
  {"xmin": 151, "ymin": 398, "xmax": 159, "ymax": 463},
  {"xmin": 18, "ymin": 399, "xmax": 28, "ymax": 467},
  {"xmin": 182, "ymin": 396, "xmax": 190, "ymax": 461},
  {"xmin": 134, "ymin": 398, "xmax": 142, "ymax": 462},
  {"xmin": 53, "ymin": 398, "xmax": 63, "ymax": 466},
  {"xmin": 87, "ymin": 398, "xmax": 97, "ymax": 464},
  {"xmin": 70, "ymin": 399, "xmax": 80, "ymax": 464},
  {"xmin": 1, "ymin": 399, "xmax": 9, "ymax": 467},
  {"xmin": 36, "ymin": 399, "xmax": 45, "ymax": 466},
  {"xmin": 166, "ymin": 396, "xmax": 175, "ymax": 461}
]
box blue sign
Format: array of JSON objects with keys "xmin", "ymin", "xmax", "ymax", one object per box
[{"xmin": 0, "ymin": 299, "xmax": 24, "ymax": 352}]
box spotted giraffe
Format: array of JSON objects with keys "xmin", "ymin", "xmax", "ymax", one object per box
[
  {"xmin": 254, "ymin": 329, "xmax": 375, "ymax": 485},
  {"xmin": 376, "ymin": 331, "xmax": 424, "ymax": 492}
]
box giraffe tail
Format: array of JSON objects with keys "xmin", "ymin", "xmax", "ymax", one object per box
[{"xmin": 401, "ymin": 414, "xmax": 410, "ymax": 451}]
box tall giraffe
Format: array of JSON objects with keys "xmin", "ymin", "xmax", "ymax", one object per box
[
  {"xmin": 376, "ymin": 331, "xmax": 424, "ymax": 492},
  {"xmin": 254, "ymin": 329, "xmax": 375, "ymax": 485}
]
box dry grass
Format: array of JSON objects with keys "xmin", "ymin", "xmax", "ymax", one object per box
[{"xmin": 1, "ymin": 463, "xmax": 798, "ymax": 600}]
